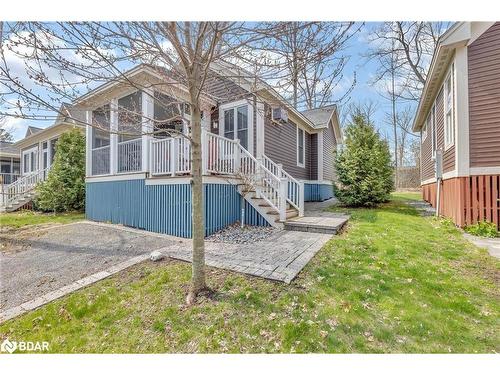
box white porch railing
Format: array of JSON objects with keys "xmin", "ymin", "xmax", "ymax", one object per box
[
  {"xmin": 148, "ymin": 130, "xmax": 304, "ymax": 220},
  {"xmin": 1, "ymin": 168, "xmax": 48, "ymax": 207},
  {"xmin": 262, "ymin": 154, "xmax": 304, "ymax": 216},
  {"xmin": 151, "ymin": 136, "xmax": 191, "ymax": 176},
  {"xmin": 0, "ymin": 173, "xmax": 20, "ymax": 185},
  {"xmin": 91, "ymin": 145, "xmax": 110, "ymax": 175},
  {"xmin": 118, "ymin": 138, "xmax": 142, "ymax": 173}
]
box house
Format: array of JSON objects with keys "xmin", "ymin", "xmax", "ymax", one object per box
[
  {"xmin": 0, "ymin": 141, "xmax": 20, "ymax": 185},
  {"xmin": 0, "ymin": 104, "xmax": 85, "ymax": 211},
  {"xmin": 78, "ymin": 64, "xmax": 342, "ymax": 237},
  {"xmin": 413, "ymin": 22, "xmax": 500, "ymax": 229}
]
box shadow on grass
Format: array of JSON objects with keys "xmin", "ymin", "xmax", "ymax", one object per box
[{"xmin": 326, "ymin": 198, "xmax": 421, "ymax": 223}]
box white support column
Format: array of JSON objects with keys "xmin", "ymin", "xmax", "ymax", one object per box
[
  {"xmin": 454, "ymin": 46, "xmax": 470, "ymax": 177},
  {"xmin": 317, "ymin": 131, "xmax": 324, "ymax": 181},
  {"xmin": 110, "ymin": 98, "xmax": 118, "ymax": 175},
  {"xmin": 277, "ymin": 163, "xmax": 283, "ymax": 178},
  {"xmin": 256, "ymin": 100, "xmax": 265, "ymax": 158},
  {"xmin": 142, "ymin": 89, "xmax": 154, "ymax": 173},
  {"xmin": 85, "ymin": 110, "xmax": 92, "ymax": 177},
  {"xmin": 170, "ymin": 139, "xmax": 176, "ymax": 176},
  {"xmin": 234, "ymin": 139, "xmax": 241, "ymax": 172},
  {"xmin": 279, "ymin": 177, "xmax": 288, "ymax": 222},
  {"xmin": 298, "ymin": 181, "xmax": 305, "ymax": 217}
]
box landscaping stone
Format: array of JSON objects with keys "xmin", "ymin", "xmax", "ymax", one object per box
[
  {"xmin": 150, "ymin": 250, "xmax": 164, "ymax": 261},
  {"xmin": 206, "ymin": 224, "xmax": 279, "ymax": 244}
]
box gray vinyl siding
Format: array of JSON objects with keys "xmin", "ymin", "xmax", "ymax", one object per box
[
  {"xmin": 310, "ymin": 134, "xmax": 318, "ymax": 180},
  {"xmin": 264, "ymin": 104, "xmax": 312, "ymax": 180},
  {"xmin": 322, "ymin": 121, "xmax": 337, "ymax": 181}
]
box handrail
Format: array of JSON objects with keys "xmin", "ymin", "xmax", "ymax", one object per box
[
  {"xmin": 262, "ymin": 154, "xmax": 303, "ymax": 215},
  {"xmin": 147, "ymin": 130, "xmax": 303, "ymax": 220},
  {"xmin": 1, "ymin": 168, "xmax": 49, "ymax": 207}
]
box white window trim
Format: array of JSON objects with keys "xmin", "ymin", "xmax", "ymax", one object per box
[
  {"xmin": 218, "ymin": 99, "xmax": 254, "ymax": 154},
  {"xmin": 296, "ymin": 125, "xmax": 305, "ymax": 168},
  {"xmin": 21, "ymin": 145, "xmax": 39, "ymax": 175},
  {"xmin": 444, "ymin": 63, "xmax": 455, "ymax": 151}
]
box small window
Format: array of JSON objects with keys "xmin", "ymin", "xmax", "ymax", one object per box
[
  {"xmin": 444, "ymin": 64, "xmax": 455, "ymax": 149},
  {"xmin": 297, "ymin": 126, "xmax": 305, "ymax": 167}
]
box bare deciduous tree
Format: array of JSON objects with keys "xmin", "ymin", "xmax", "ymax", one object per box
[
  {"xmin": 0, "ymin": 21, "xmax": 309, "ymax": 303},
  {"xmin": 256, "ymin": 22, "xmax": 362, "ymax": 109}
]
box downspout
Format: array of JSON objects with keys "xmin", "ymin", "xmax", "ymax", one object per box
[{"xmin": 435, "ymin": 149, "xmax": 443, "ymax": 217}]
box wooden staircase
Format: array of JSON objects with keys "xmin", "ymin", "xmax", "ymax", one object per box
[
  {"xmin": 240, "ymin": 188, "xmax": 299, "ymax": 228},
  {"xmin": 0, "ymin": 169, "xmax": 48, "ymax": 213}
]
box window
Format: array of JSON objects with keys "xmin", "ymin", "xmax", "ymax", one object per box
[
  {"xmin": 118, "ymin": 91, "xmax": 142, "ymax": 142},
  {"xmin": 297, "ymin": 126, "xmax": 305, "ymax": 167},
  {"xmin": 444, "ymin": 64, "xmax": 455, "ymax": 149},
  {"xmin": 237, "ymin": 106, "xmax": 248, "ymax": 150},
  {"xmin": 22, "ymin": 147, "xmax": 38, "ymax": 174},
  {"xmin": 223, "ymin": 105, "xmax": 249, "ymax": 150},
  {"xmin": 224, "ymin": 109, "xmax": 234, "ymax": 140}
]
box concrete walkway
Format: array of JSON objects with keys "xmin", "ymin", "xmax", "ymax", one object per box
[{"xmin": 463, "ymin": 234, "xmax": 500, "ymax": 259}]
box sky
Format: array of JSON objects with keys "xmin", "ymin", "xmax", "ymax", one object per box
[{"xmin": 2, "ymin": 22, "xmax": 413, "ymax": 142}]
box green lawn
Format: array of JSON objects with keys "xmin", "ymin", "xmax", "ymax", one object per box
[
  {"xmin": 1, "ymin": 193, "xmax": 498, "ymax": 353},
  {"xmin": 0, "ymin": 210, "xmax": 84, "ymax": 228}
]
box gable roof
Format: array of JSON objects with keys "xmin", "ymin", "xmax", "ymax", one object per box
[
  {"xmin": 0, "ymin": 141, "xmax": 19, "ymax": 157},
  {"xmin": 25, "ymin": 126, "xmax": 43, "ymax": 138},
  {"xmin": 301, "ymin": 104, "xmax": 337, "ymax": 129},
  {"xmin": 301, "ymin": 104, "xmax": 343, "ymax": 143}
]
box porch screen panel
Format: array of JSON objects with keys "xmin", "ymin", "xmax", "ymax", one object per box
[
  {"xmin": 117, "ymin": 92, "xmax": 142, "ymax": 172},
  {"xmin": 91, "ymin": 104, "xmax": 111, "ymax": 175},
  {"xmin": 153, "ymin": 92, "xmax": 184, "ymax": 138}
]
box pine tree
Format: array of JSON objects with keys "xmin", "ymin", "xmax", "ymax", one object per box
[
  {"xmin": 334, "ymin": 112, "xmax": 394, "ymax": 207},
  {"xmin": 36, "ymin": 129, "xmax": 85, "ymax": 212}
]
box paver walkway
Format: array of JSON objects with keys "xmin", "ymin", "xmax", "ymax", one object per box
[{"xmin": 164, "ymin": 230, "xmax": 332, "ymax": 283}]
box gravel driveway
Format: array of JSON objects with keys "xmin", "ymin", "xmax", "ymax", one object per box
[{"xmin": 0, "ymin": 222, "xmax": 178, "ymax": 310}]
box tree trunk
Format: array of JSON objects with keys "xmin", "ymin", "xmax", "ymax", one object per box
[{"xmin": 187, "ymin": 92, "xmax": 206, "ymax": 304}]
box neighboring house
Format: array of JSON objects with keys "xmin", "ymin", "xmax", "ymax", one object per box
[
  {"xmin": 0, "ymin": 141, "xmax": 20, "ymax": 185},
  {"xmin": 413, "ymin": 22, "xmax": 500, "ymax": 229},
  {"xmin": 78, "ymin": 64, "xmax": 342, "ymax": 237},
  {"xmin": 0, "ymin": 104, "xmax": 85, "ymax": 212}
]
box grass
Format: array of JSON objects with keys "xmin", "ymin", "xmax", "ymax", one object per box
[
  {"xmin": 0, "ymin": 210, "xmax": 84, "ymax": 228},
  {"xmin": 0, "ymin": 192, "xmax": 498, "ymax": 353}
]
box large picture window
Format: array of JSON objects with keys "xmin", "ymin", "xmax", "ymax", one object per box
[{"xmin": 444, "ymin": 64, "xmax": 455, "ymax": 149}]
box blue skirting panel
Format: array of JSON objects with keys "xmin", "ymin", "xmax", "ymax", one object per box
[
  {"xmin": 304, "ymin": 183, "xmax": 334, "ymax": 202},
  {"xmin": 86, "ymin": 180, "xmax": 269, "ymax": 238}
]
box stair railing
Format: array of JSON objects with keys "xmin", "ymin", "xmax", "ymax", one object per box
[{"xmin": 2, "ymin": 168, "xmax": 49, "ymax": 207}]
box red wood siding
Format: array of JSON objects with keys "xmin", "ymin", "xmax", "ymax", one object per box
[
  {"xmin": 422, "ymin": 174, "xmax": 500, "ymax": 229},
  {"xmin": 468, "ymin": 22, "xmax": 500, "ymax": 168}
]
